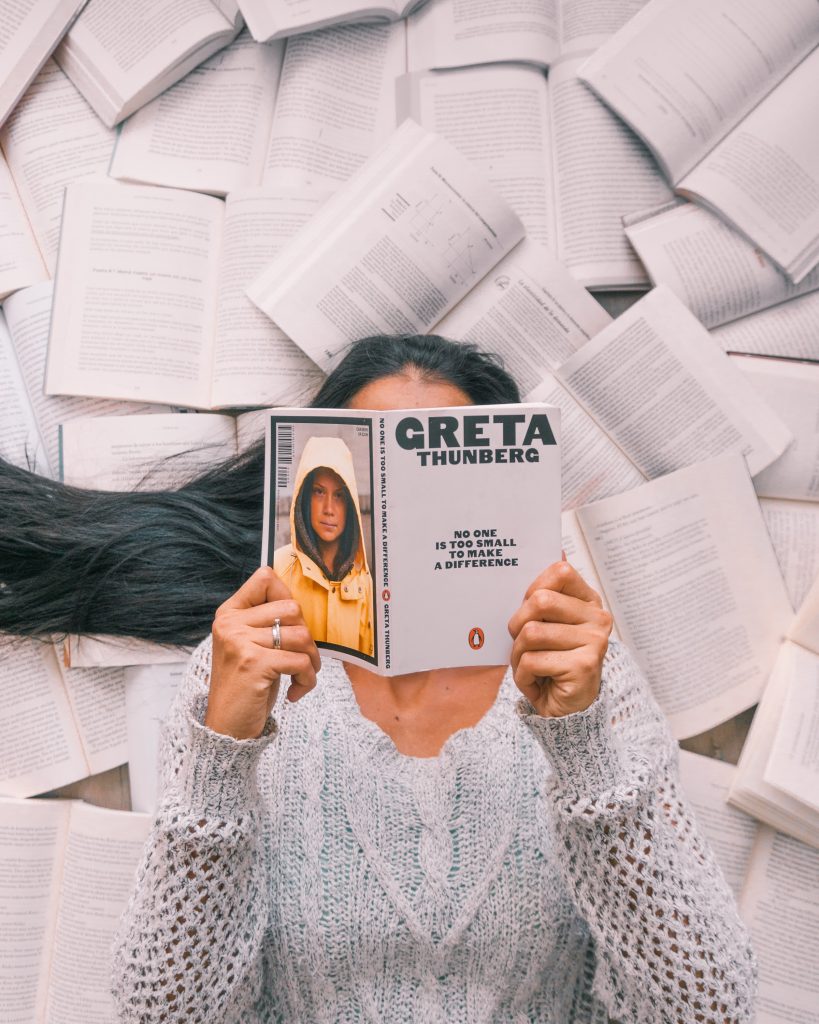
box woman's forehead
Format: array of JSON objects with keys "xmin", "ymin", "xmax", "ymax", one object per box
[{"xmin": 312, "ymin": 467, "xmax": 345, "ymax": 489}]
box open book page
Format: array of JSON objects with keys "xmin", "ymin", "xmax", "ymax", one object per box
[
  {"xmin": 236, "ymin": 406, "xmax": 271, "ymax": 453},
  {"xmin": 556, "ymin": 0, "xmax": 647, "ymax": 56},
  {"xmin": 555, "ymin": 286, "xmax": 793, "ymax": 478},
  {"xmin": 4, "ymin": 282, "xmax": 169, "ymax": 476},
  {"xmin": 790, "ymin": 573, "xmax": 819, "ymax": 657},
  {"xmin": 680, "ymin": 47, "xmax": 819, "ymax": 284},
  {"xmin": 58, "ymin": 663, "xmax": 128, "ymax": 778},
  {"xmin": 435, "ymin": 239, "xmax": 611, "ymax": 398},
  {"xmin": 0, "ymin": 60, "xmax": 115, "ymax": 273},
  {"xmin": 0, "ymin": 642, "xmax": 88, "ymax": 798},
  {"xmin": 549, "ymin": 56, "xmax": 672, "ymax": 289},
  {"xmin": 124, "ymin": 663, "xmax": 186, "ymax": 814},
  {"xmin": 0, "ymin": 307, "xmax": 47, "ymax": 472},
  {"xmin": 527, "ymin": 372, "xmax": 645, "ymax": 509},
  {"xmin": 764, "ymin": 644, "xmax": 819, "ymax": 814},
  {"xmin": 406, "ymin": 0, "xmax": 559, "ymax": 72},
  {"xmin": 625, "ymin": 202, "xmax": 819, "ymax": 329},
  {"xmin": 55, "ymin": 0, "xmax": 238, "ymax": 127},
  {"xmin": 578, "ymin": 0, "xmax": 819, "ymax": 183},
  {"xmin": 0, "ymin": 797, "xmax": 71, "ymax": 1023},
  {"xmin": 760, "ymin": 498, "xmax": 819, "ymax": 611},
  {"xmin": 111, "ymin": 32, "xmax": 284, "ymax": 195},
  {"xmin": 239, "ymin": 0, "xmax": 412, "ymax": 41},
  {"xmin": 262, "ymin": 21, "xmax": 406, "ymax": 191},
  {"xmin": 249, "ymin": 120, "xmax": 525, "ymax": 371},
  {"xmin": 730, "ymin": 641, "xmax": 819, "ymax": 849},
  {"xmin": 0, "ymin": 0, "xmax": 85, "ymax": 128},
  {"xmin": 712, "ymin": 291, "xmax": 819, "ymax": 363},
  {"xmin": 561, "ymin": 509, "xmax": 618, "ymax": 638},
  {"xmin": 576, "ymin": 454, "xmax": 794, "ymax": 739},
  {"xmin": 45, "ymin": 181, "xmax": 224, "ymax": 408},
  {"xmin": 0, "ymin": 150, "xmax": 46, "ymax": 301},
  {"xmin": 42, "ymin": 802, "xmax": 152, "ymax": 1023},
  {"xmin": 211, "ymin": 189, "xmax": 325, "ymax": 408},
  {"xmin": 677, "ymin": 750, "xmax": 758, "ymax": 900},
  {"xmin": 731, "ymin": 356, "xmax": 819, "ymax": 502},
  {"xmin": 397, "ymin": 64, "xmax": 555, "ymax": 249},
  {"xmin": 739, "ymin": 827, "xmax": 819, "ymax": 1021}
]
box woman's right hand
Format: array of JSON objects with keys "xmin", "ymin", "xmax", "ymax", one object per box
[{"xmin": 205, "ymin": 566, "xmax": 322, "ymax": 740}]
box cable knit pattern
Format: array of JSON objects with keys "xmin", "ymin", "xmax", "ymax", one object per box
[{"xmin": 111, "ymin": 638, "xmax": 756, "ymax": 1023}]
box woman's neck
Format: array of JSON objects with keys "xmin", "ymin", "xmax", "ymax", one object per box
[{"xmin": 343, "ymin": 662, "xmax": 508, "ymax": 758}]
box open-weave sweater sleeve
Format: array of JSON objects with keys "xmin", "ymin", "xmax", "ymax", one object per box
[{"xmin": 518, "ymin": 641, "xmax": 757, "ymax": 1023}]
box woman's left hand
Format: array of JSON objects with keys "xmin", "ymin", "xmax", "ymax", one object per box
[{"xmin": 507, "ymin": 561, "xmax": 613, "ymax": 718}]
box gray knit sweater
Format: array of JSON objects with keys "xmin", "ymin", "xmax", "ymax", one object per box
[{"xmin": 111, "ymin": 637, "xmax": 756, "ymax": 1023}]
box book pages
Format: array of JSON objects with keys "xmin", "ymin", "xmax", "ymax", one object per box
[
  {"xmin": 238, "ymin": 0, "xmax": 411, "ymax": 41},
  {"xmin": 111, "ymin": 32, "xmax": 284, "ymax": 195},
  {"xmin": 555, "ymin": 286, "xmax": 793, "ymax": 479},
  {"xmin": 764, "ymin": 645, "xmax": 819, "ymax": 813},
  {"xmin": 124, "ymin": 663, "xmax": 186, "ymax": 813},
  {"xmin": 46, "ymin": 181, "xmax": 225, "ymax": 408},
  {"xmin": 576, "ymin": 455, "xmax": 793, "ymax": 738},
  {"xmin": 0, "ymin": 0, "xmax": 85, "ymax": 128},
  {"xmin": 712, "ymin": 291, "xmax": 819, "ymax": 363},
  {"xmin": 730, "ymin": 641, "xmax": 819, "ymax": 849},
  {"xmin": 0, "ymin": 306, "xmax": 47, "ymax": 472},
  {"xmin": 0, "ymin": 643, "xmax": 88, "ymax": 798},
  {"xmin": 248, "ymin": 120, "xmax": 526, "ymax": 371},
  {"xmin": 625, "ymin": 202, "xmax": 819, "ymax": 329},
  {"xmin": 435, "ymin": 238, "xmax": 611, "ymax": 397},
  {"xmin": 0, "ymin": 151, "xmax": 46, "ymax": 300},
  {"xmin": 760, "ymin": 498, "xmax": 819, "ymax": 611},
  {"xmin": 0, "ymin": 60, "xmax": 115, "ymax": 272},
  {"xmin": 732, "ymin": 356, "xmax": 819, "ymax": 502},
  {"xmin": 557, "ymin": 0, "xmax": 647, "ymax": 56},
  {"xmin": 560, "ymin": 508, "xmax": 618, "ymax": 639},
  {"xmin": 739, "ymin": 827, "xmax": 819, "ymax": 1021},
  {"xmin": 791, "ymin": 573, "xmax": 819, "ymax": 657},
  {"xmin": 680, "ymin": 47, "xmax": 819, "ymax": 284},
  {"xmin": 677, "ymin": 750, "xmax": 758, "ymax": 900},
  {"xmin": 262, "ymin": 21, "xmax": 406, "ymax": 191},
  {"xmin": 58, "ymin": 662, "xmax": 128, "ymax": 777}
]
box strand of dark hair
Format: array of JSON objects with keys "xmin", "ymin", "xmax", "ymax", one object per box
[{"xmin": 0, "ymin": 335, "xmax": 519, "ymax": 646}]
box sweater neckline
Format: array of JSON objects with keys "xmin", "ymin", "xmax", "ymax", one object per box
[{"xmin": 318, "ymin": 657, "xmax": 519, "ymax": 766}]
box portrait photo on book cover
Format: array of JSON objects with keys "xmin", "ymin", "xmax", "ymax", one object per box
[{"xmin": 268, "ymin": 417, "xmax": 376, "ymax": 661}]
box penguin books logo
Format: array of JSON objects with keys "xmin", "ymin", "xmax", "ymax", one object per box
[
  {"xmin": 468, "ymin": 627, "xmax": 485, "ymax": 651},
  {"xmin": 382, "ymin": 588, "xmax": 390, "ymax": 601}
]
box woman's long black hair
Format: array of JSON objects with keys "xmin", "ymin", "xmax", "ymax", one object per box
[{"xmin": 0, "ymin": 334, "xmax": 519, "ymax": 645}]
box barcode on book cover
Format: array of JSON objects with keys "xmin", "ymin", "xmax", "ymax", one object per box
[{"xmin": 276, "ymin": 425, "xmax": 294, "ymax": 490}]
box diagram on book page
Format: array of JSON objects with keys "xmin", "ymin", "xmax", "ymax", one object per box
[{"xmin": 406, "ymin": 194, "xmax": 483, "ymax": 287}]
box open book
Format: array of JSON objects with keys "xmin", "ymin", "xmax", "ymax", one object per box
[
  {"xmin": 262, "ymin": 404, "xmax": 561, "ymax": 674},
  {"xmin": 760, "ymin": 497, "xmax": 819, "ymax": 614},
  {"xmin": 406, "ymin": 0, "xmax": 646, "ymax": 71},
  {"xmin": 0, "ymin": 796, "xmax": 151, "ymax": 1023},
  {"xmin": 579, "ymin": 0, "xmax": 819, "ymax": 281},
  {"xmin": 247, "ymin": 119, "xmax": 526, "ymax": 371},
  {"xmin": 397, "ymin": 60, "xmax": 673, "ymax": 288},
  {"xmin": 625, "ymin": 202, "xmax": 819, "ymax": 360},
  {"xmin": 58, "ymin": 410, "xmax": 271, "ymax": 667},
  {"xmin": 238, "ymin": 0, "xmax": 424, "ymax": 41},
  {"xmin": 110, "ymin": 21, "xmax": 405, "ymax": 196},
  {"xmin": 738, "ymin": 827, "xmax": 819, "ymax": 1021},
  {"xmin": 0, "ymin": 0, "xmax": 85, "ymax": 128},
  {"xmin": 54, "ymin": 0, "xmax": 242, "ymax": 127},
  {"xmin": 0, "ymin": 640, "xmax": 126, "ymax": 798},
  {"xmin": 565, "ymin": 454, "xmax": 793, "ymax": 739},
  {"xmin": 124, "ymin": 663, "xmax": 186, "ymax": 814},
  {"xmin": 45, "ymin": 182, "xmax": 325, "ymax": 410}
]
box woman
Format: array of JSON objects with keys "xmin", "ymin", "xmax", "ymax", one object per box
[
  {"xmin": 273, "ymin": 435, "xmax": 373, "ymax": 656},
  {"xmin": 0, "ymin": 336, "xmax": 755, "ymax": 1022}
]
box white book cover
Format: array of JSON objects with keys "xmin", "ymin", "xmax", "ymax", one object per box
[{"xmin": 262, "ymin": 404, "xmax": 561, "ymax": 674}]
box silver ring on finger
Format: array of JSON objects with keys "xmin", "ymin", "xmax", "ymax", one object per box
[{"xmin": 272, "ymin": 618, "xmax": 282, "ymax": 650}]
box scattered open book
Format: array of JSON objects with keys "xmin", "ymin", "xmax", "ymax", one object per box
[
  {"xmin": 0, "ymin": 796, "xmax": 150, "ymax": 1023},
  {"xmin": 247, "ymin": 119, "xmax": 526, "ymax": 371},
  {"xmin": 262, "ymin": 404, "xmax": 561, "ymax": 674},
  {"xmin": 238, "ymin": 0, "xmax": 425, "ymax": 41},
  {"xmin": 564, "ymin": 454, "xmax": 793, "ymax": 739},
  {"xmin": 580, "ymin": 0, "xmax": 819, "ymax": 281},
  {"xmin": 45, "ymin": 182, "xmax": 325, "ymax": 409},
  {"xmin": 124, "ymin": 662, "xmax": 186, "ymax": 814},
  {"xmin": 397, "ymin": 60, "xmax": 673, "ymax": 288},
  {"xmin": 0, "ymin": 0, "xmax": 85, "ymax": 128},
  {"xmin": 110, "ymin": 22, "xmax": 405, "ymax": 196},
  {"xmin": 759, "ymin": 497, "xmax": 819, "ymax": 614},
  {"xmin": 0, "ymin": 640, "xmax": 126, "ymax": 799},
  {"xmin": 54, "ymin": 0, "xmax": 242, "ymax": 127}
]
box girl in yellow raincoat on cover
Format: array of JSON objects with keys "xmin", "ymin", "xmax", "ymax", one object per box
[{"xmin": 273, "ymin": 435, "xmax": 374, "ymax": 657}]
